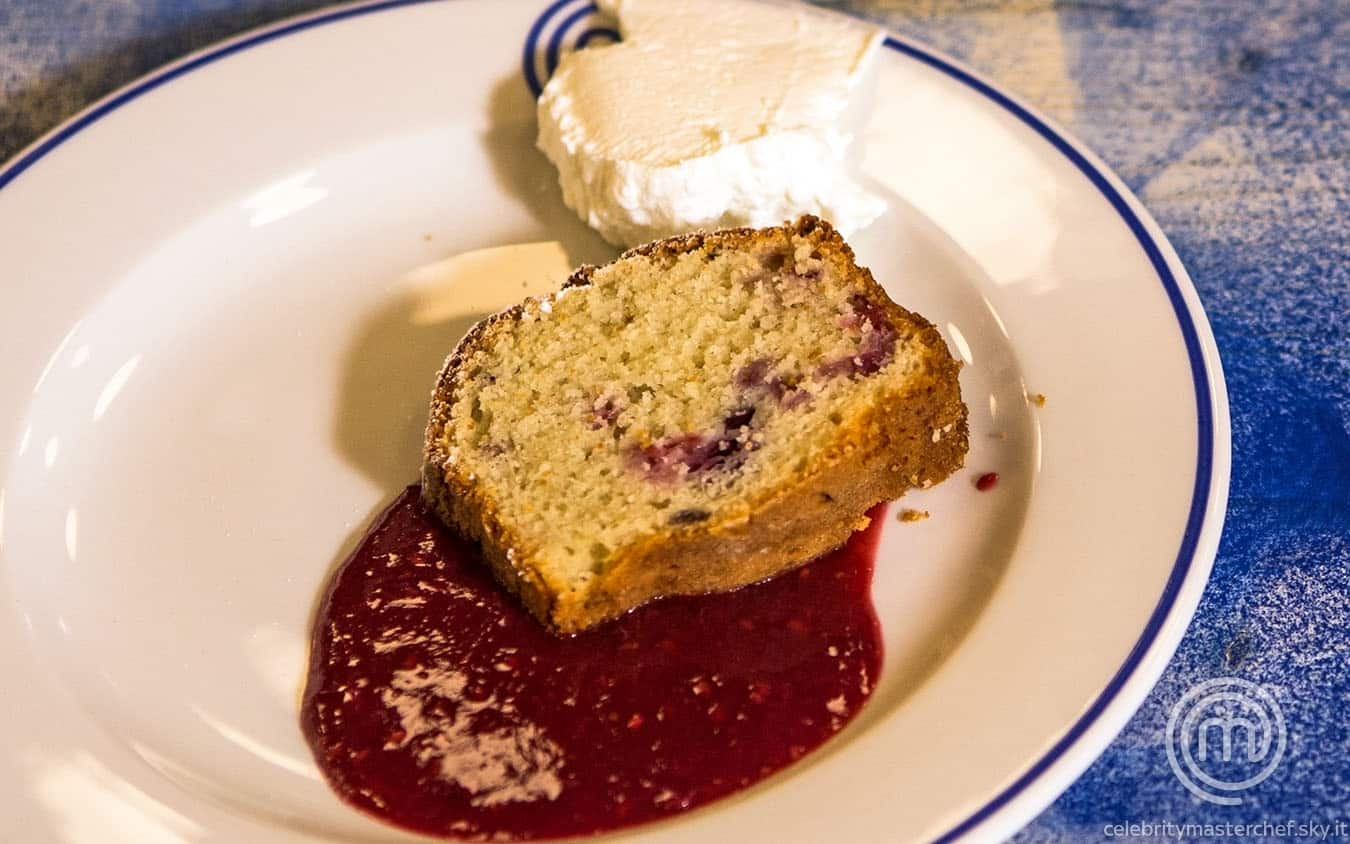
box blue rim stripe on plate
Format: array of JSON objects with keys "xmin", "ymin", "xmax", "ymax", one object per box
[
  {"xmin": 0, "ymin": 0, "xmax": 437, "ymax": 194},
  {"xmin": 575, "ymin": 27, "xmax": 621, "ymax": 50},
  {"xmin": 520, "ymin": 0, "xmax": 578, "ymax": 103},
  {"xmin": 879, "ymin": 35, "xmax": 1215, "ymax": 843},
  {"xmin": 546, "ymin": 2, "xmax": 601, "ymax": 79},
  {"xmin": 0, "ymin": 3, "xmax": 1221, "ymax": 841}
]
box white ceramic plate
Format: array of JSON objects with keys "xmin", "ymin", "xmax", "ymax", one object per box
[{"xmin": 0, "ymin": 1, "xmax": 1229, "ymax": 842}]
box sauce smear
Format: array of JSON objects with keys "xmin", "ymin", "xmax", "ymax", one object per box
[{"xmin": 303, "ymin": 485, "xmax": 884, "ymax": 840}]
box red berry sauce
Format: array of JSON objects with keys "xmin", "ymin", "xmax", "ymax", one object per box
[
  {"xmin": 975, "ymin": 472, "xmax": 999, "ymax": 491},
  {"xmin": 302, "ymin": 485, "xmax": 885, "ymax": 840}
]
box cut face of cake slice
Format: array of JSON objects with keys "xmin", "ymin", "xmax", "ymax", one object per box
[{"xmin": 423, "ymin": 216, "xmax": 967, "ymax": 633}]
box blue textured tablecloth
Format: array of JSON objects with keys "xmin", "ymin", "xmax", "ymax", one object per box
[{"xmin": 2, "ymin": 1, "xmax": 1346, "ymax": 840}]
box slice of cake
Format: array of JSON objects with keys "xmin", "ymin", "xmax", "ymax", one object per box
[{"xmin": 423, "ymin": 217, "xmax": 967, "ymax": 633}]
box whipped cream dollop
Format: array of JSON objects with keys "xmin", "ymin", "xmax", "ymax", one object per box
[{"xmin": 536, "ymin": 0, "xmax": 886, "ymax": 248}]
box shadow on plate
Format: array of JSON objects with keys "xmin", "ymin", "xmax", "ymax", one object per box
[{"xmin": 480, "ymin": 73, "xmax": 616, "ymax": 269}]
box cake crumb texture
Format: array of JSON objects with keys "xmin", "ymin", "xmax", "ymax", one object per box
[{"xmin": 423, "ymin": 216, "xmax": 967, "ymax": 632}]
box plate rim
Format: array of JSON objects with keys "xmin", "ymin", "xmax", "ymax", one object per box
[
  {"xmin": 0, "ymin": 1, "xmax": 1231, "ymax": 841},
  {"xmin": 872, "ymin": 33, "xmax": 1231, "ymax": 843}
]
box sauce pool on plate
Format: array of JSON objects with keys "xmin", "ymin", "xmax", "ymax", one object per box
[{"xmin": 302, "ymin": 485, "xmax": 885, "ymax": 839}]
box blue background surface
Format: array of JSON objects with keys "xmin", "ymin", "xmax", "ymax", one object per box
[{"xmin": 2, "ymin": 1, "xmax": 1346, "ymax": 840}]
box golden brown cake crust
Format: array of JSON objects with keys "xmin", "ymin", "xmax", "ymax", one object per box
[{"xmin": 423, "ymin": 216, "xmax": 968, "ymax": 634}]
